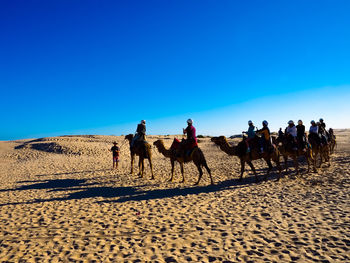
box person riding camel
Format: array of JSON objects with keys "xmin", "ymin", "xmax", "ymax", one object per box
[
  {"xmin": 285, "ymin": 120, "xmax": 298, "ymax": 151},
  {"xmin": 131, "ymin": 120, "xmax": 146, "ymax": 148},
  {"xmin": 319, "ymin": 118, "xmax": 326, "ymax": 130},
  {"xmin": 317, "ymin": 120, "xmax": 328, "ymax": 145},
  {"xmin": 256, "ymin": 120, "xmax": 271, "ymax": 153},
  {"xmin": 180, "ymin": 119, "xmax": 198, "ymax": 156},
  {"xmin": 242, "ymin": 120, "xmax": 255, "ymax": 153},
  {"xmin": 278, "ymin": 128, "xmax": 284, "ymax": 139},
  {"xmin": 309, "ymin": 120, "xmax": 321, "ymax": 145},
  {"xmin": 319, "ymin": 118, "xmax": 330, "ymax": 142},
  {"xmin": 296, "ymin": 120, "xmax": 306, "ymax": 151}
]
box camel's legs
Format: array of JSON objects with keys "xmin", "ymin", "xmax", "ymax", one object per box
[
  {"xmin": 284, "ymin": 156, "xmax": 288, "ymax": 172},
  {"xmin": 138, "ymin": 157, "xmax": 144, "ymax": 177},
  {"xmin": 293, "ymin": 156, "xmax": 299, "ymax": 175},
  {"xmin": 271, "ymin": 153, "xmax": 282, "ymax": 180},
  {"xmin": 239, "ymin": 160, "xmax": 245, "ymax": 181},
  {"xmin": 149, "ymin": 157, "xmax": 154, "ymax": 180},
  {"xmin": 142, "ymin": 158, "xmax": 145, "ymax": 177},
  {"xmin": 263, "ymin": 158, "xmax": 273, "ymax": 180},
  {"xmin": 306, "ymin": 154, "xmax": 311, "ymax": 173},
  {"xmin": 204, "ymin": 164, "xmax": 214, "ymax": 185},
  {"xmin": 313, "ymin": 149, "xmax": 320, "ymax": 168},
  {"xmin": 310, "ymin": 149, "xmax": 317, "ymax": 172},
  {"xmin": 247, "ymin": 161, "xmax": 258, "ymax": 182},
  {"xmin": 130, "ymin": 154, "xmax": 135, "ymax": 174},
  {"xmin": 194, "ymin": 165, "xmax": 203, "ymax": 185},
  {"xmin": 313, "ymin": 157, "xmax": 318, "ymax": 172},
  {"xmin": 169, "ymin": 159, "xmax": 175, "ymax": 182},
  {"xmin": 180, "ymin": 162, "xmax": 185, "ymax": 183},
  {"xmin": 273, "ymin": 156, "xmax": 282, "ymax": 180}
]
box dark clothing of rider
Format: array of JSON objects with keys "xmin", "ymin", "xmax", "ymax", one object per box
[
  {"xmin": 318, "ymin": 122, "xmax": 328, "ymax": 144},
  {"xmin": 131, "ymin": 122, "xmax": 146, "ymax": 148},
  {"xmin": 320, "ymin": 122, "xmax": 326, "ymax": 130},
  {"xmin": 136, "ymin": 123, "xmax": 146, "ymax": 137},
  {"xmin": 296, "ymin": 124, "xmax": 306, "ymax": 149},
  {"xmin": 296, "ymin": 124, "xmax": 305, "ymax": 138}
]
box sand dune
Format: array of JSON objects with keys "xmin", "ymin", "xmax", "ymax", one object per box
[{"xmin": 0, "ymin": 131, "xmax": 349, "ymax": 262}]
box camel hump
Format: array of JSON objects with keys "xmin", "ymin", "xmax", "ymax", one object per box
[{"xmin": 171, "ymin": 138, "xmax": 181, "ymax": 150}]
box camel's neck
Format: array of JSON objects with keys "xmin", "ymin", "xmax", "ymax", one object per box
[
  {"xmin": 219, "ymin": 140, "xmax": 238, "ymax": 156},
  {"xmin": 155, "ymin": 142, "xmax": 172, "ymax": 158},
  {"xmin": 126, "ymin": 136, "xmax": 133, "ymax": 146}
]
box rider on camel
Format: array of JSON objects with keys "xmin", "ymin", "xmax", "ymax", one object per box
[
  {"xmin": 131, "ymin": 120, "xmax": 146, "ymax": 148},
  {"xmin": 296, "ymin": 120, "xmax": 306, "ymax": 151},
  {"xmin": 256, "ymin": 120, "xmax": 271, "ymax": 153},
  {"xmin": 285, "ymin": 120, "xmax": 298, "ymax": 151},
  {"xmin": 180, "ymin": 119, "xmax": 198, "ymax": 157},
  {"xmin": 242, "ymin": 120, "xmax": 255, "ymax": 153}
]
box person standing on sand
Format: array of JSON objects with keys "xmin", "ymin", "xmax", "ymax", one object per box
[{"xmin": 111, "ymin": 142, "xmax": 120, "ymax": 169}]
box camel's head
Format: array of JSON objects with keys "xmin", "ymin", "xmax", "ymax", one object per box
[
  {"xmin": 153, "ymin": 139, "xmax": 164, "ymax": 148},
  {"xmin": 125, "ymin": 134, "xmax": 133, "ymax": 141},
  {"xmin": 211, "ymin": 136, "xmax": 227, "ymax": 146}
]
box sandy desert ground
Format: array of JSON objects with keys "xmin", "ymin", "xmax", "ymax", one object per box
[{"xmin": 0, "ymin": 130, "xmax": 349, "ymax": 262}]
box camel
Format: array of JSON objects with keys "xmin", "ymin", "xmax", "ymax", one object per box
[
  {"xmin": 211, "ymin": 136, "xmax": 282, "ymax": 181},
  {"xmin": 308, "ymin": 133, "xmax": 330, "ymax": 167},
  {"xmin": 125, "ymin": 134, "xmax": 154, "ymax": 179},
  {"xmin": 153, "ymin": 139, "xmax": 213, "ymax": 185},
  {"xmin": 272, "ymin": 135, "xmax": 316, "ymax": 175}
]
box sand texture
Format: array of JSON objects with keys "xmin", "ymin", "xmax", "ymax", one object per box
[{"xmin": 0, "ymin": 130, "xmax": 349, "ymax": 262}]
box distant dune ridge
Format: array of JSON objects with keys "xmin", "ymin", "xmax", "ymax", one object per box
[{"xmin": 0, "ymin": 130, "xmax": 349, "ymax": 262}]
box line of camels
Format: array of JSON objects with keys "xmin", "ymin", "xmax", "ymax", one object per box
[{"xmin": 124, "ymin": 130, "xmax": 337, "ymax": 186}]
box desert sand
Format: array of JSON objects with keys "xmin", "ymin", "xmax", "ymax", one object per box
[{"xmin": 0, "ymin": 130, "xmax": 349, "ymax": 262}]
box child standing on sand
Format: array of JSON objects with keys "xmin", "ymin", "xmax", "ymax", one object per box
[{"xmin": 110, "ymin": 142, "xmax": 120, "ymax": 169}]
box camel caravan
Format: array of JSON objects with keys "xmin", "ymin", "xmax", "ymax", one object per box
[{"xmin": 118, "ymin": 118, "xmax": 336, "ymax": 185}]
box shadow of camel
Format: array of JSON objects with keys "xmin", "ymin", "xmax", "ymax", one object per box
[
  {"xmin": 0, "ymin": 179, "xmax": 92, "ymax": 193},
  {"xmin": 0, "ymin": 172, "xmax": 277, "ymax": 206},
  {"xmin": 33, "ymin": 169, "xmax": 110, "ymax": 177}
]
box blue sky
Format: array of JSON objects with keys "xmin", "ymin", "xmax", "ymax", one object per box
[{"xmin": 1, "ymin": 0, "xmax": 350, "ymax": 140}]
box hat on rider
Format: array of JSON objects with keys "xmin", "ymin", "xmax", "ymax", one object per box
[
  {"xmin": 319, "ymin": 118, "xmax": 324, "ymax": 122},
  {"xmin": 262, "ymin": 120, "xmax": 268, "ymax": 126},
  {"xmin": 248, "ymin": 120, "xmax": 253, "ymax": 125},
  {"xmin": 141, "ymin": 120, "xmax": 146, "ymax": 124},
  {"xmin": 298, "ymin": 120, "xmax": 303, "ymax": 125},
  {"xmin": 187, "ymin": 118, "xmax": 193, "ymax": 125},
  {"xmin": 311, "ymin": 120, "xmax": 315, "ymax": 124},
  {"xmin": 288, "ymin": 120, "xmax": 294, "ymax": 125}
]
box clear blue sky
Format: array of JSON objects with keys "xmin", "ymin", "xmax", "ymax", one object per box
[{"xmin": 1, "ymin": 0, "xmax": 350, "ymax": 140}]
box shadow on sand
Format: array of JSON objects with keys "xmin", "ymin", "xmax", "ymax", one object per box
[{"xmin": 0, "ymin": 170, "xmax": 281, "ymax": 206}]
